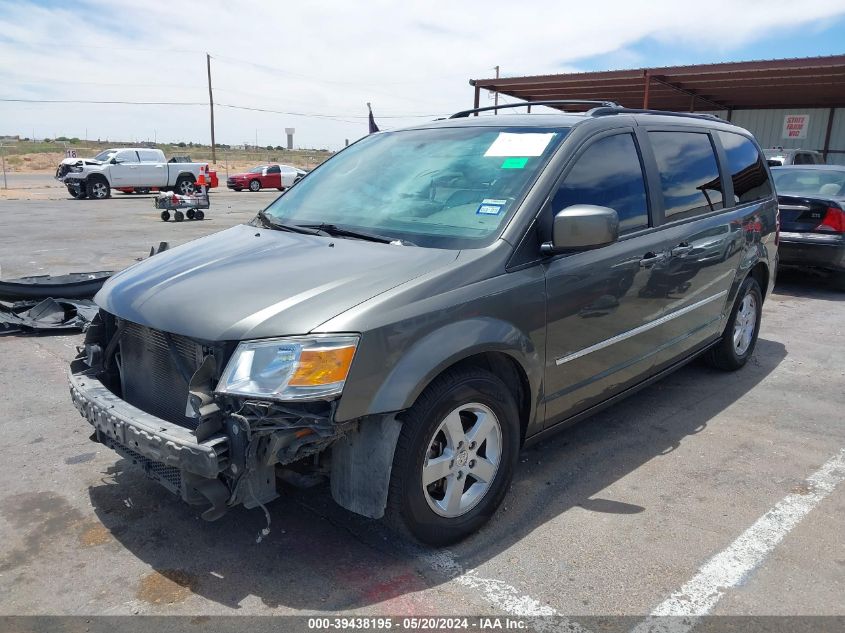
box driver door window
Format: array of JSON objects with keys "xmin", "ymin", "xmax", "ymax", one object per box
[
  {"xmin": 110, "ymin": 150, "xmax": 140, "ymax": 186},
  {"xmin": 552, "ymin": 133, "xmax": 649, "ymax": 233}
]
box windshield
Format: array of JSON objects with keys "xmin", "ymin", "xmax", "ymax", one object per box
[
  {"xmin": 93, "ymin": 150, "xmax": 117, "ymax": 161},
  {"xmin": 772, "ymin": 168, "xmax": 845, "ymax": 197},
  {"xmin": 262, "ymin": 126, "xmax": 567, "ymax": 248},
  {"xmin": 249, "ymin": 166, "xmax": 266, "ymax": 173}
]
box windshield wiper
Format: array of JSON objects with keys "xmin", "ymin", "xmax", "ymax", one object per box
[
  {"xmin": 299, "ymin": 223, "xmax": 399, "ymax": 244},
  {"xmin": 256, "ymin": 211, "xmax": 324, "ymax": 235}
]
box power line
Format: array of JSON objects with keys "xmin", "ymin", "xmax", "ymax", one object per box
[
  {"xmin": 217, "ymin": 103, "xmax": 437, "ymax": 120},
  {"xmin": 0, "ymin": 97, "xmax": 440, "ymax": 120},
  {"xmin": 0, "ymin": 98, "xmax": 206, "ymax": 106}
]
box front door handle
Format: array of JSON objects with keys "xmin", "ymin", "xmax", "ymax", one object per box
[
  {"xmin": 639, "ymin": 251, "xmax": 667, "ymax": 267},
  {"xmin": 671, "ymin": 242, "xmax": 693, "ymax": 257}
]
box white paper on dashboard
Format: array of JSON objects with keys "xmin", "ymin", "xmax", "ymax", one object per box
[{"xmin": 484, "ymin": 132, "xmax": 555, "ymax": 157}]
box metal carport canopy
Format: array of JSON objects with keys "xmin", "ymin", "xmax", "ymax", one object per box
[{"xmin": 469, "ymin": 55, "xmax": 845, "ymax": 112}]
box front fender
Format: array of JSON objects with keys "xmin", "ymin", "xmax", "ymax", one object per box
[{"xmin": 336, "ymin": 317, "xmax": 543, "ymax": 429}]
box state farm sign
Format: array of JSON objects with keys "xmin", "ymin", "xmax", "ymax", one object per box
[{"xmin": 782, "ymin": 114, "xmax": 809, "ymax": 140}]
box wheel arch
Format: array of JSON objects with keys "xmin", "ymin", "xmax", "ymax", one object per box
[
  {"xmin": 409, "ymin": 351, "xmax": 533, "ymax": 444},
  {"xmin": 348, "ymin": 318, "xmax": 542, "ymax": 443},
  {"xmin": 750, "ymin": 260, "xmax": 770, "ymax": 300}
]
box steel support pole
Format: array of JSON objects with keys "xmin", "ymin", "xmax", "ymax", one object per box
[{"xmin": 823, "ymin": 107, "xmax": 835, "ymax": 160}]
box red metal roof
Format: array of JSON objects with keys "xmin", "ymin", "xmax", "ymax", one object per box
[{"xmin": 470, "ymin": 55, "xmax": 845, "ymax": 111}]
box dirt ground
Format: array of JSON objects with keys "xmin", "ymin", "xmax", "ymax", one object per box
[
  {"xmin": 0, "ymin": 186, "xmax": 843, "ymax": 624},
  {"xmin": 1, "ymin": 141, "xmax": 332, "ymax": 182}
]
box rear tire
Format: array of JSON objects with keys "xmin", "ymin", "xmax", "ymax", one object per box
[
  {"xmin": 174, "ymin": 175, "xmax": 195, "ymax": 195},
  {"xmin": 831, "ymin": 272, "xmax": 845, "ymax": 291},
  {"xmin": 160, "ymin": 211, "xmax": 170, "ymax": 222},
  {"xmin": 195, "ymin": 210, "xmax": 205, "ymax": 220},
  {"xmin": 249, "ymin": 179, "xmax": 261, "ymax": 192},
  {"xmin": 384, "ymin": 367, "xmax": 519, "ymax": 545},
  {"xmin": 705, "ymin": 276, "xmax": 762, "ymax": 371},
  {"xmin": 86, "ymin": 176, "xmax": 110, "ymax": 199},
  {"xmin": 174, "ymin": 210, "xmax": 184, "ymax": 222}
]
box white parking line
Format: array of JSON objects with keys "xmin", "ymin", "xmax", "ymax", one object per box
[
  {"xmin": 632, "ymin": 448, "xmax": 845, "ymax": 633},
  {"xmin": 418, "ymin": 548, "xmax": 591, "ymax": 633}
]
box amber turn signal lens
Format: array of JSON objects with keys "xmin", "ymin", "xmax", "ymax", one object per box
[{"xmin": 288, "ymin": 346, "xmax": 356, "ymax": 386}]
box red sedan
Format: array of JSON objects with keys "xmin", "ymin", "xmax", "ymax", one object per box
[{"xmin": 226, "ymin": 164, "xmax": 305, "ymax": 192}]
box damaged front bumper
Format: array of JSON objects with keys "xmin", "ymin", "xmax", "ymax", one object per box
[
  {"xmin": 69, "ymin": 350, "xmax": 348, "ymax": 521},
  {"xmin": 69, "ymin": 370, "xmax": 227, "ymax": 481}
]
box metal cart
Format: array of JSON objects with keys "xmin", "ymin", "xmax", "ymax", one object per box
[{"xmin": 154, "ymin": 190, "xmax": 210, "ymax": 222}]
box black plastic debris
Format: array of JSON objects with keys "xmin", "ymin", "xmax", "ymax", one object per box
[
  {"xmin": 0, "ymin": 271, "xmax": 113, "ymax": 301},
  {"xmin": 0, "ymin": 298, "xmax": 99, "ymax": 334}
]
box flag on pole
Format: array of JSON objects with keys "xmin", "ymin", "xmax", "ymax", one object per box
[{"xmin": 367, "ymin": 102, "xmax": 380, "ymax": 134}]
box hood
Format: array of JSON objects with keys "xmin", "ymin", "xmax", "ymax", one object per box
[
  {"xmin": 59, "ymin": 157, "xmax": 102, "ymax": 166},
  {"xmin": 96, "ymin": 223, "xmax": 458, "ymax": 341}
]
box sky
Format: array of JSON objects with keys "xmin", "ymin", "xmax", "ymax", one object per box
[{"xmin": 2, "ymin": 0, "xmax": 845, "ymax": 151}]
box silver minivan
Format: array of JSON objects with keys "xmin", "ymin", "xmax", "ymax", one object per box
[{"xmin": 70, "ymin": 102, "xmax": 778, "ymax": 544}]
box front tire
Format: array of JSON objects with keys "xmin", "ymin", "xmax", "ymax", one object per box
[
  {"xmin": 385, "ymin": 367, "xmax": 519, "ymax": 545},
  {"xmin": 705, "ymin": 276, "xmax": 762, "ymax": 371},
  {"xmin": 86, "ymin": 176, "xmax": 110, "ymax": 199},
  {"xmin": 67, "ymin": 184, "xmax": 87, "ymax": 199},
  {"xmin": 249, "ymin": 179, "xmax": 261, "ymax": 192}
]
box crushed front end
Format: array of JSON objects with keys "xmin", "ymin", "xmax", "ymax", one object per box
[{"xmin": 69, "ymin": 310, "xmax": 351, "ymax": 520}]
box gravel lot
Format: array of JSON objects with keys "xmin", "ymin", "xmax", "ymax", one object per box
[{"xmin": 0, "ymin": 182, "xmax": 843, "ymax": 623}]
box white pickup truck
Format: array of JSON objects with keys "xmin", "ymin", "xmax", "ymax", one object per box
[{"xmin": 56, "ymin": 148, "xmax": 209, "ymax": 199}]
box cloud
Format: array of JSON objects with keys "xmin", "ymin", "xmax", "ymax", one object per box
[{"xmin": 1, "ymin": 0, "xmax": 844, "ymax": 149}]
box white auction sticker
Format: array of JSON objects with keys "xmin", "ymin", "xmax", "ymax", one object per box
[{"xmin": 484, "ymin": 132, "xmax": 555, "ymax": 157}]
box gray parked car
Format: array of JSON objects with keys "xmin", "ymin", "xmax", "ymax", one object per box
[
  {"xmin": 763, "ymin": 147, "xmax": 825, "ymax": 167},
  {"xmin": 69, "ymin": 101, "xmax": 778, "ymax": 544}
]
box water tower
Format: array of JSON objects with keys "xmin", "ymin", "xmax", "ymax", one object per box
[{"xmin": 285, "ymin": 128, "xmax": 295, "ymax": 150}]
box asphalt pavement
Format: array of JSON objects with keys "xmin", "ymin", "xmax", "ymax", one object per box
[{"xmin": 0, "ymin": 183, "xmax": 843, "ymax": 625}]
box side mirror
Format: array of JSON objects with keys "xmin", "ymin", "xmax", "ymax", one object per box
[
  {"xmin": 541, "ymin": 204, "xmax": 619, "ymax": 254},
  {"xmin": 262, "ymin": 168, "xmax": 269, "ymax": 176},
  {"xmin": 110, "ymin": 157, "xmax": 123, "ymax": 164}
]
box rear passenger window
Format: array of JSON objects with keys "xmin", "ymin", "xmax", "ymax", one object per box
[
  {"xmin": 649, "ymin": 131, "xmax": 723, "ymax": 221},
  {"xmin": 717, "ymin": 132, "xmax": 773, "ymax": 204},
  {"xmin": 552, "ymin": 133, "xmax": 648, "ymax": 233},
  {"xmin": 138, "ymin": 150, "xmax": 160, "ymax": 162}
]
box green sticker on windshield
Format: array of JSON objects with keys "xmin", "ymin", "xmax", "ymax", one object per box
[{"xmin": 501, "ymin": 157, "xmax": 528, "ymax": 169}]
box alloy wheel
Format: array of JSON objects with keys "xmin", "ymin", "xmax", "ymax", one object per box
[
  {"xmin": 91, "ymin": 181, "xmax": 108, "ymax": 198},
  {"xmin": 733, "ymin": 293, "xmax": 757, "ymax": 355},
  {"xmin": 421, "ymin": 402, "xmax": 502, "ymax": 518}
]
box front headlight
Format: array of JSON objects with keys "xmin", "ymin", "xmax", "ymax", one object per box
[
  {"xmin": 216, "ymin": 335, "xmax": 359, "ymax": 401},
  {"xmin": 70, "ymin": 165, "xmax": 83, "ymax": 173}
]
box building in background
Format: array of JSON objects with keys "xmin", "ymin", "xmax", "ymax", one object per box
[{"xmin": 470, "ymin": 55, "xmax": 845, "ymax": 165}]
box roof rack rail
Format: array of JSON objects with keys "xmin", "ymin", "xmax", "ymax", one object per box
[
  {"xmin": 588, "ymin": 107, "xmax": 724, "ymax": 121},
  {"xmin": 449, "ymin": 100, "xmax": 620, "ymax": 118}
]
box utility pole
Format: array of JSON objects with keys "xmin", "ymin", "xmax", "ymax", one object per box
[
  {"xmin": 1, "ymin": 145, "xmax": 7, "ymax": 190},
  {"xmin": 206, "ymin": 53, "xmax": 216, "ymax": 164},
  {"xmin": 494, "ymin": 65, "xmax": 500, "ymax": 115}
]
